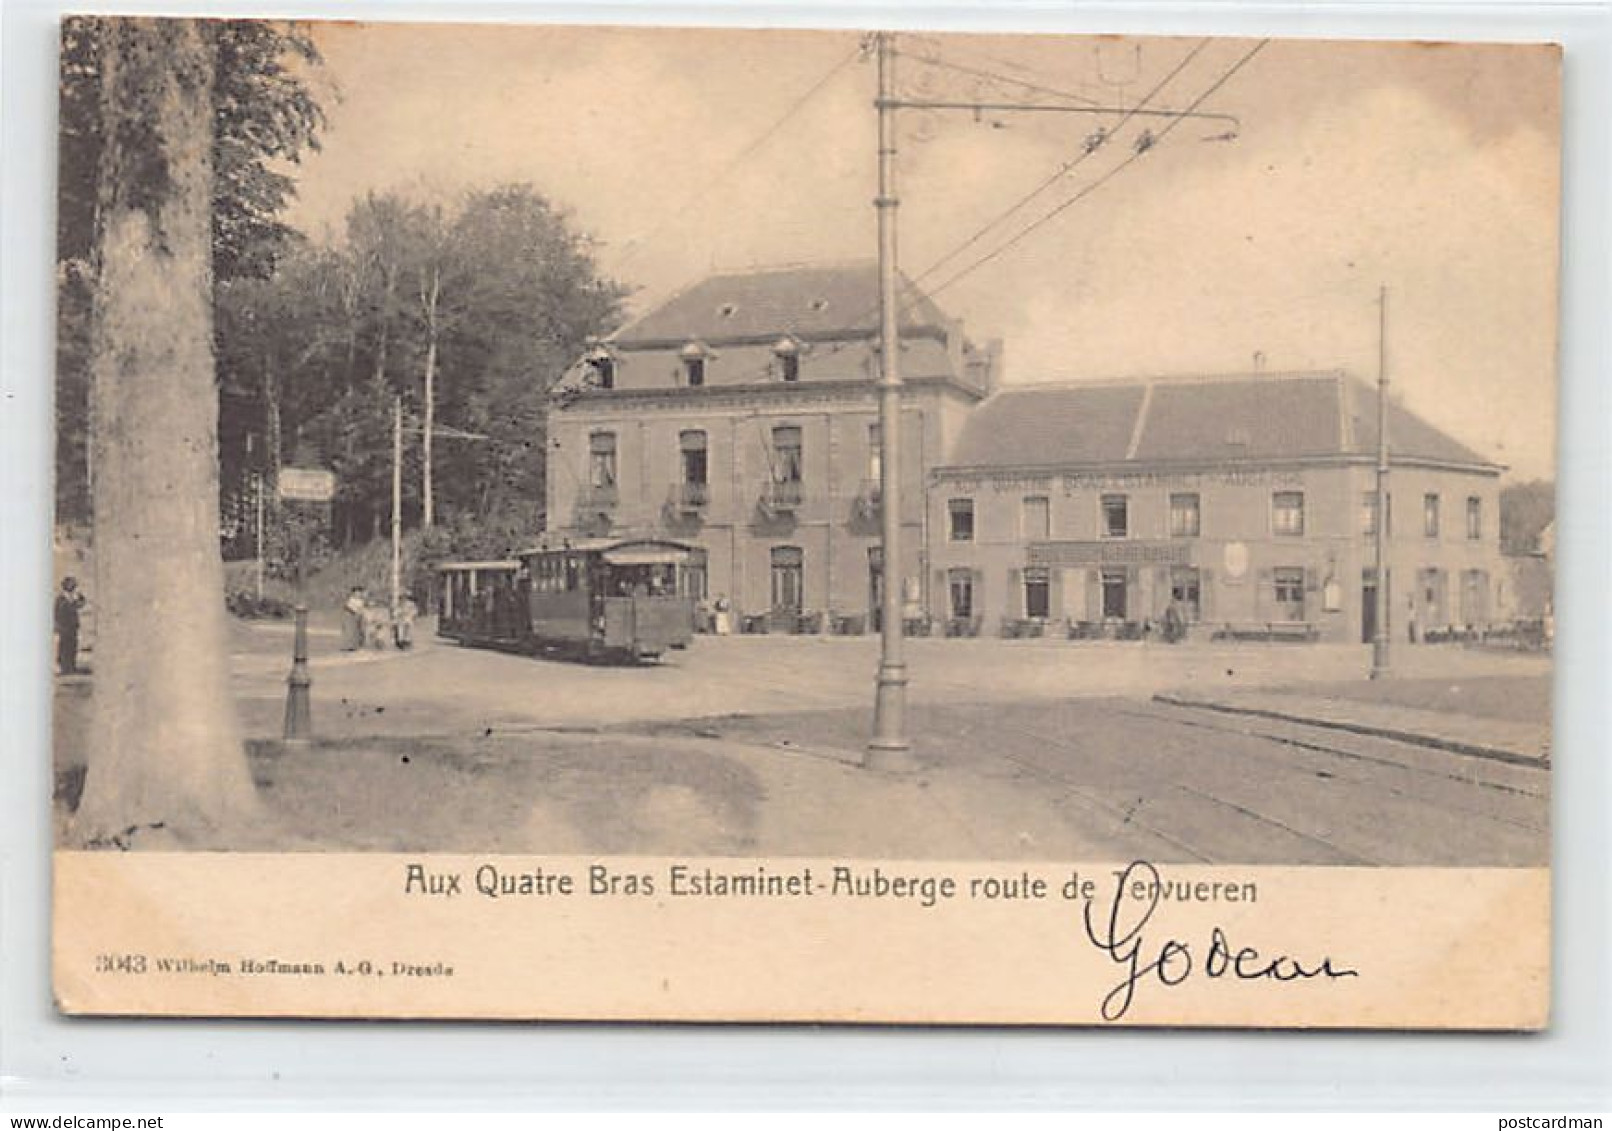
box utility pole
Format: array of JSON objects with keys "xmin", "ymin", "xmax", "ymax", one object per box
[
  {"xmin": 867, "ymin": 29, "xmax": 914, "ymax": 769},
  {"xmin": 421, "ymin": 265, "xmax": 441, "ymax": 529},
  {"xmin": 254, "ymin": 472, "xmax": 265, "ymax": 601},
  {"xmin": 1371, "ymin": 285, "xmax": 1392, "ymax": 679},
  {"xmin": 392, "ymin": 394, "xmax": 404, "ymax": 617}
]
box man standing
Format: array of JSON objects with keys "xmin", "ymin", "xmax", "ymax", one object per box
[{"xmin": 55, "ymin": 576, "xmax": 86, "ymax": 675}]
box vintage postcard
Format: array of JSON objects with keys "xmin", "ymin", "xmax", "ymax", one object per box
[{"xmin": 51, "ymin": 19, "xmax": 1558, "ymax": 1026}]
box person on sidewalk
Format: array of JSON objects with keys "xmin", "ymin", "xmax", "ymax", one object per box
[
  {"xmin": 341, "ymin": 586, "xmax": 366, "ymax": 651},
  {"xmin": 392, "ymin": 594, "xmax": 418, "ymax": 651},
  {"xmin": 54, "ymin": 576, "xmax": 86, "ymax": 675}
]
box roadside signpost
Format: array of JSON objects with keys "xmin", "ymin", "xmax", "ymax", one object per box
[{"xmin": 277, "ymin": 466, "xmax": 336, "ymax": 743}]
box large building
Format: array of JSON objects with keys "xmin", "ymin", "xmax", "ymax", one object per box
[
  {"xmin": 545, "ymin": 262, "xmax": 998, "ymax": 628},
  {"xmin": 548, "ymin": 268, "xmax": 1507, "ymax": 643},
  {"xmin": 928, "ymin": 372, "xmax": 1506, "ymax": 643}
]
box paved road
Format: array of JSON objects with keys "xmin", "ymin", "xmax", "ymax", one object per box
[
  {"xmin": 613, "ymin": 695, "xmax": 1549, "ymax": 866},
  {"xmin": 198, "ymin": 625, "xmax": 1552, "ymax": 864},
  {"xmin": 226, "ymin": 620, "xmax": 1551, "ymax": 738}
]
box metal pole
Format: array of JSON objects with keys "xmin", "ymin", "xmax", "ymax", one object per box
[
  {"xmin": 283, "ymin": 521, "xmax": 312, "ymax": 742},
  {"xmin": 1371, "ymin": 285, "xmax": 1392, "ymax": 679},
  {"xmin": 391, "ymin": 394, "xmax": 404, "ymax": 617},
  {"xmin": 867, "ymin": 30, "xmax": 914, "ymax": 768},
  {"xmin": 254, "ymin": 472, "xmax": 265, "ymax": 601}
]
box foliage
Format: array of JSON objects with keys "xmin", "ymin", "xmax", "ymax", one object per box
[
  {"xmin": 220, "ymin": 184, "xmax": 627, "ymax": 552},
  {"xmin": 56, "ymin": 17, "xmax": 327, "ymax": 525},
  {"xmin": 1499, "ymin": 480, "xmax": 1554, "ymax": 556},
  {"xmin": 57, "ymin": 17, "xmax": 325, "ymax": 278}
]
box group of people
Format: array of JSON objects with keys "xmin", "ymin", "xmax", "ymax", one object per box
[{"xmin": 341, "ymin": 586, "xmax": 418, "ymax": 652}]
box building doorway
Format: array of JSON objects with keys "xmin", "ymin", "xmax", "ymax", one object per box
[
  {"xmin": 771, "ymin": 546, "xmax": 803, "ymax": 615},
  {"xmin": 1100, "ymin": 569, "xmax": 1128, "ymax": 620}
]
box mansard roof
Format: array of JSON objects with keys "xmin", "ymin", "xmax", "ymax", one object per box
[
  {"xmin": 610, "ymin": 262, "xmax": 952, "ymax": 346},
  {"xmin": 946, "ymin": 371, "xmax": 1497, "ymax": 471}
]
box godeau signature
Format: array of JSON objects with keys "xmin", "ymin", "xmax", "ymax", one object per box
[{"xmin": 1083, "ymin": 860, "xmax": 1359, "ymax": 1022}]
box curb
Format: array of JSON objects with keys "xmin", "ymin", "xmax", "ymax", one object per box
[{"xmin": 1151, "ymin": 693, "xmax": 1550, "ymax": 769}]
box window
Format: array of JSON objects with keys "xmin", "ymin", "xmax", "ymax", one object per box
[
  {"xmin": 1424, "ymin": 493, "xmax": 1441, "ymax": 538},
  {"xmin": 1023, "ymin": 568, "xmax": 1050, "ymax": 620},
  {"xmin": 948, "ymin": 569, "xmax": 974, "ymax": 620},
  {"xmin": 1101, "ymin": 569, "xmax": 1128, "ymax": 619},
  {"xmin": 679, "ymin": 430, "xmax": 708, "ymax": 485},
  {"xmin": 1101, "ymin": 494, "xmax": 1128, "ymax": 539},
  {"xmin": 1467, "ymin": 496, "xmax": 1483, "ymax": 540},
  {"xmin": 774, "ymin": 337, "xmax": 801, "ymax": 382},
  {"xmin": 1022, "ymin": 496, "xmax": 1050, "ymax": 540},
  {"xmin": 588, "ymin": 432, "xmax": 617, "ymax": 491},
  {"xmin": 867, "ymin": 423, "xmax": 882, "ymax": 484},
  {"xmin": 590, "ymin": 355, "xmax": 615, "ymax": 389},
  {"xmin": 1272, "ymin": 490, "xmax": 1305, "ymax": 536},
  {"xmin": 684, "ymin": 356, "xmax": 705, "ymax": 387},
  {"xmin": 770, "ymin": 546, "xmax": 804, "ymax": 612},
  {"xmin": 1169, "ymin": 493, "xmax": 1200, "ymax": 538},
  {"xmin": 1273, "ymin": 567, "xmax": 1306, "ymax": 618},
  {"xmin": 1361, "ymin": 491, "xmax": 1379, "ymax": 536},
  {"xmin": 1170, "ymin": 567, "xmax": 1201, "ymax": 622},
  {"xmin": 948, "ymin": 498, "xmax": 974, "ymax": 542},
  {"xmin": 771, "ymin": 425, "xmax": 802, "ymax": 483}
]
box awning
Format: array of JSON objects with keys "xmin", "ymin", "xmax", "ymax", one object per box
[{"xmin": 604, "ymin": 548, "xmax": 690, "ymax": 566}]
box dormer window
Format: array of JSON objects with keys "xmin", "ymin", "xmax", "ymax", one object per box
[
  {"xmin": 773, "ymin": 336, "xmax": 802, "ymax": 383},
  {"xmin": 584, "ymin": 348, "xmax": 615, "ymax": 389},
  {"xmin": 679, "ymin": 342, "xmax": 709, "ymax": 387}
]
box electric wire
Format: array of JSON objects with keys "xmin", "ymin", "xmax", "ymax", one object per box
[
  {"xmin": 922, "ymin": 39, "xmax": 1270, "ymax": 301},
  {"xmin": 614, "ymin": 44, "xmax": 863, "ymax": 269}
]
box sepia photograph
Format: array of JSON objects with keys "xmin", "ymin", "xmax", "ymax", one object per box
[{"xmin": 49, "ymin": 17, "xmax": 1559, "ymax": 1026}]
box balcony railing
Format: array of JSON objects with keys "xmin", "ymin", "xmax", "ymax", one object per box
[
  {"xmin": 580, "ymin": 483, "xmax": 619, "ymax": 509},
  {"xmin": 762, "ymin": 479, "xmax": 804, "ymax": 512},
  {"xmin": 667, "ymin": 481, "xmax": 710, "ymax": 511},
  {"xmin": 854, "ymin": 478, "xmax": 882, "ymax": 521}
]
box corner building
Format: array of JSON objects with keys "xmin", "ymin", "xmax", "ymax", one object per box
[
  {"xmin": 546, "ymin": 263, "xmax": 996, "ymax": 626},
  {"xmin": 928, "ymin": 372, "xmax": 1505, "ymax": 643}
]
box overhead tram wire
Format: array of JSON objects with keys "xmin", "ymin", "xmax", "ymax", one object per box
[
  {"xmin": 922, "ymin": 39, "xmax": 1271, "ymax": 302},
  {"xmin": 805, "ymin": 37, "xmax": 1212, "ymax": 360},
  {"xmin": 896, "ymin": 38, "xmax": 1105, "ymax": 107},
  {"xmin": 613, "ymin": 43, "xmax": 862, "ymax": 269},
  {"xmin": 903, "ymin": 38, "xmax": 1211, "ymax": 296}
]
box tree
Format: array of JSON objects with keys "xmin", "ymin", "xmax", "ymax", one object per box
[
  {"xmin": 72, "ymin": 18, "xmax": 260, "ymax": 846},
  {"xmin": 274, "ymin": 185, "xmax": 627, "ymax": 547},
  {"xmin": 56, "ymin": 16, "xmax": 325, "ymax": 525},
  {"xmin": 1500, "ymin": 479, "xmax": 1555, "ymax": 556}
]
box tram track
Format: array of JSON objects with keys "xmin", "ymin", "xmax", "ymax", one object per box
[
  {"xmin": 1117, "ymin": 703, "xmax": 1549, "ymax": 837},
  {"xmin": 984, "ymin": 716, "xmax": 1372, "ymax": 865}
]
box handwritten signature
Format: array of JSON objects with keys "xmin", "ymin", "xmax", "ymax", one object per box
[{"xmin": 1083, "ymin": 861, "xmax": 1359, "ymax": 1021}]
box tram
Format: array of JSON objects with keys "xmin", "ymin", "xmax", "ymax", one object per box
[{"xmin": 437, "ymin": 538, "xmax": 699, "ymax": 662}]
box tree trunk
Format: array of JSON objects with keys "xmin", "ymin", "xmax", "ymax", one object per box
[{"xmin": 73, "ymin": 18, "xmax": 260, "ymax": 846}]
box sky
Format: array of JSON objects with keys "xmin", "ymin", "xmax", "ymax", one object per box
[{"xmin": 284, "ymin": 23, "xmax": 1561, "ymax": 480}]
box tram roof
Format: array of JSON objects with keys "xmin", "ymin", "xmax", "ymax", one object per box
[{"xmin": 437, "ymin": 559, "xmax": 521, "ymax": 571}]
